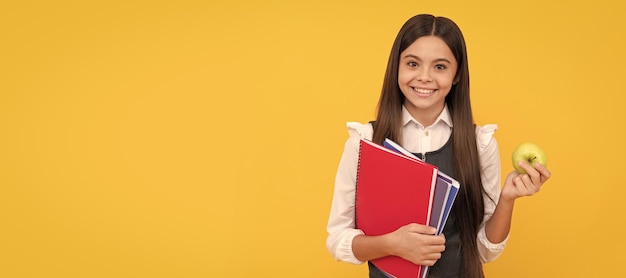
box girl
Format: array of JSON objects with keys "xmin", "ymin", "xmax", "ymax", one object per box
[{"xmin": 326, "ymin": 14, "xmax": 551, "ymax": 278}]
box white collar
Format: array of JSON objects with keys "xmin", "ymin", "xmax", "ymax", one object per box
[{"xmin": 401, "ymin": 104, "xmax": 453, "ymax": 128}]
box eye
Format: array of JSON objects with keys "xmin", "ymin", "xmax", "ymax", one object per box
[
  {"xmin": 435, "ymin": 64, "xmax": 447, "ymax": 70},
  {"xmin": 407, "ymin": 61, "xmax": 418, "ymax": 68}
]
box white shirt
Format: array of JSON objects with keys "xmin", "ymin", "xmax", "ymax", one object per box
[{"xmin": 326, "ymin": 105, "xmax": 507, "ymax": 265}]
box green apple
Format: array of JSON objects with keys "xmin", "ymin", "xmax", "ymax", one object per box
[{"xmin": 511, "ymin": 142, "xmax": 547, "ymax": 174}]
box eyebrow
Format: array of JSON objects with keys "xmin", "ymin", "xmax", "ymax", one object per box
[{"xmin": 402, "ymin": 54, "xmax": 452, "ymax": 64}]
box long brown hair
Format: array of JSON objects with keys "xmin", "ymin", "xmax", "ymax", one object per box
[{"xmin": 372, "ymin": 14, "xmax": 486, "ymax": 278}]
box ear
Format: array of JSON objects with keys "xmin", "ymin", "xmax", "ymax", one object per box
[{"xmin": 453, "ymin": 74, "xmax": 460, "ymax": 85}]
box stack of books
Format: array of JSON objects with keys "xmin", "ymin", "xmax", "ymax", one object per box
[{"xmin": 355, "ymin": 139, "xmax": 460, "ymax": 278}]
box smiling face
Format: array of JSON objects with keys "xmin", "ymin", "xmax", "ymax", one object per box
[{"xmin": 398, "ymin": 35, "xmax": 458, "ymax": 125}]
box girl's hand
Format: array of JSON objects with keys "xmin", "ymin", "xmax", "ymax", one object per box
[
  {"xmin": 501, "ymin": 161, "xmax": 552, "ymax": 202},
  {"xmin": 387, "ymin": 223, "xmax": 445, "ymax": 266}
]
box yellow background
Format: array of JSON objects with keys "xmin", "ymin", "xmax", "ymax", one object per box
[{"xmin": 1, "ymin": 0, "xmax": 625, "ymax": 277}]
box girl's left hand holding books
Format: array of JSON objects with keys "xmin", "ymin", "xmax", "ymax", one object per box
[{"xmin": 501, "ymin": 162, "xmax": 552, "ymax": 202}]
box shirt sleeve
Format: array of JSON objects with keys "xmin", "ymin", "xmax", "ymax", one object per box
[
  {"xmin": 475, "ymin": 124, "xmax": 509, "ymax": 263},
  {"xmin": 325, "ymin": 122, "xmax": 372, "ymax": 264}
]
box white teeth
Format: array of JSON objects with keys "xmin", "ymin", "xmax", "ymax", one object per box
[{"xmin": 414, "ymin": 88, "xmax": 435, "ymax": 94}]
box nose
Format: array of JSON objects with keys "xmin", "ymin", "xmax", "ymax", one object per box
[{"xmin": 416, "ymin": 67, "xmax": 432, "ymax": 82}]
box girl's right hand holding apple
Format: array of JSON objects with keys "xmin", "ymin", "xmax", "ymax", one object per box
[{"xmin": 501, "ymin": 161, "xmax": 551, "ymax": 202}]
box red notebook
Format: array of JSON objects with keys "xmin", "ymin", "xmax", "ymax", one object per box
[{"xmin": 355, "ymin": 139, "xmax": 438, "ymax": 278}]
